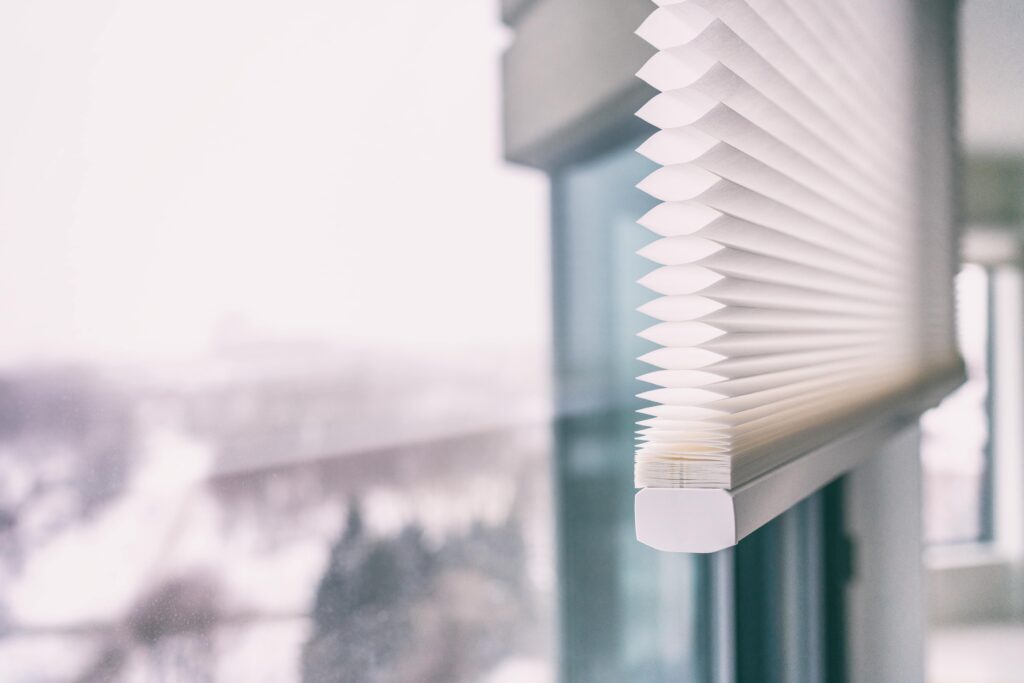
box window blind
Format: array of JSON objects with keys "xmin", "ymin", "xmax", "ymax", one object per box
[{"xmin": 633, "ymin": 0, "xmax": 960, "ymax": 490}]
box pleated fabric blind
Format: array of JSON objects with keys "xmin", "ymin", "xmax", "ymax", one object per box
[{"xmin": 633, "ymin": 0, "xmax": 960, "ymax": 489}]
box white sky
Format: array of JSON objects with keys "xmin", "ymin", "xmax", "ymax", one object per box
[{"xmin": 0, "ymin": 0, "xmax": 549, "ymax": 366}]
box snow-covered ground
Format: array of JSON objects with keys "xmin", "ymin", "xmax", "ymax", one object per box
[{"xmin": 0, "ymin": 354, "xmax": 555, "ymax": 683}]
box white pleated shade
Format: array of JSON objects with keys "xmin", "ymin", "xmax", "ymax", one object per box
[{"xmin": 633, "ymin": 0, "xmax": 959, "ymax": 489}]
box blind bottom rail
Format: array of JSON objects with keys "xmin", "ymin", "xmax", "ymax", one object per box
[{"xmin": 635, "ymin": 361, "xmax": 966, "ymax": 553}]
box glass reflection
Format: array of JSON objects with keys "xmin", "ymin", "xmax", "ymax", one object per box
[{"xmin": 552, "ymin": 141, "xmax": 710, "ymax": 683}]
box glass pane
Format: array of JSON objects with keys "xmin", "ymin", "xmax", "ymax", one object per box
[
  {"xmin": 921, "ymin": 265, "xmax": 992, "ymax": 544},
  {"xmin": 734, "ymin": 492, "xmax": 829, "ymax": 683},
  {"xmin": 552, "ymin": 141, "xmax": 711, "ymax": 683},
  {"xmin": 0, "ymin": 1, "xmax": 558, "ymax": 681}
]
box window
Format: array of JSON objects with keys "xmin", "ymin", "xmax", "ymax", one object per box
[
  {"xmin": 921, "ymin": 265, "xmax": 992, "ymax": 544},
  {"xmin": 0, "ymin": 0, "xmax": 965, "ymax": 681},
  {"xmin": 0, "ymin": 1, "xmax": 557, "ymax": 680},
  {"xmin": 553, "ymin": 139, "xmax": 711, "ymax": 682}
]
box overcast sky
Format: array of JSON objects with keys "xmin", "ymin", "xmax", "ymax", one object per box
[{"xmin": 0, "ymin": 0, "xmax": 548, "ymax": 367}]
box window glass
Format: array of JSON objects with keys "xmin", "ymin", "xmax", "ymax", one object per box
[
  {"xmin": 552, "ymin": 141, "xmax": 710, "ymax": 683},
  {"xmin": 921, "ymin": 265, "xmax": 992, "ymax": 544},
  {"xmin": 0, "ymin": 1, "xmax": 557, "ymax": 680}
]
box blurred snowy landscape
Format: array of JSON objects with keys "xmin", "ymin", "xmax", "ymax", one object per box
[{"xmin": 0, "ymin": 344, "xmax": 555, "ymax": 683}]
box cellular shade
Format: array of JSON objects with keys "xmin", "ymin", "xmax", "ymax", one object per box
[{"xmin": 633, "ymin": 0, "xmax": 960, "ymax": 489}]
